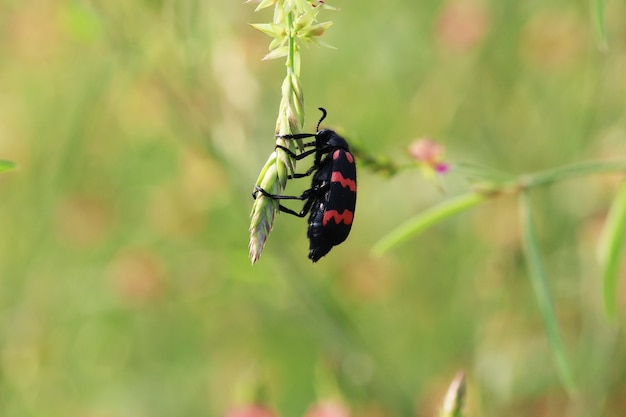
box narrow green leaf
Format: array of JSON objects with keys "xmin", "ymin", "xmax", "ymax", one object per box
[
  {"xmin": 523, "ymin": 160, "xmax": 626, "ymax": 189},
  {"xmin": 318, "ymin": 2, "xmax": 339, "ymax": 11},
  {"xmin": 519, "ymin": 192, "xmax": 577, "ymax": 396},
  {"xmin": 591, "ymin": 0, "xmax": 608, "ymax": 51},
  {"xmin": 453, "ymin": 162, "xmax": 515, "ymax": 183},
  {"xmin": 372, "ymin": 192, "xmax": 485, "ymax": 255},
  {"xmin": 268, "ymin": 35, "xmax": 287, "ymax": 51},
  {"xmin": 597, "ymin": 180, "xmax": 626, "ymax": 318},
  {"xmin": 263, "ymin": 46, "xmax": 289, "ymax": 61},
  {"xmin": 262, "ymin": 46, "xmax": 289, "ymax": 60},
  {"xmin": 301, "ymin": 21, "xmax": 333, "ymax": 38},
  {"xmin": 251, "ymin": 0, "xmax": 275, "ymax": 12},
  {"xmin": 250, "ymin": 23, "xmax": 284, "ymax": 38},
  {"xmin": 0, "ymin": 160, "xmax": 16, "ymax": 173},
  {"xmin": 308, "ymin": 38, "xmax": 337, "ymax": 49}
]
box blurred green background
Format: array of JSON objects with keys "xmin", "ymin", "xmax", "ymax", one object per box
[{"xmin": 1, "ymin": 0, "xmax": 626, "ymax": 416}]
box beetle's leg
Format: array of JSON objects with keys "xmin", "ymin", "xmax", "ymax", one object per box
[
  {"xmin": 253, "ymin": 186, "xmax": 310, "ymax": 201},
  {"xmin": 275, "ymin": 133, "xmax": 316, "ymax": 140},
  {"xmin": 275, "ymin": 203, "xmax": 308, "ymax": 218},
  {"xmin": 253, "ymin": 186, "xmax": 316, "ymax": 218},
  {"xmin": 274, "ymin": 144, "xmax": 334, "ymax": 179},
  {"xmin": 288, "ymin": 164, "xmax": 318, "ymax": 179},
  {"xmin": 275, "ymin": 145, "xmax": 317, "ymax": 160}
]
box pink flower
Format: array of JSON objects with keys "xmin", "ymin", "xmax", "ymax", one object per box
[{"xmin": 408, "ymin": 139, "xmax": 449, "ymax": 177}]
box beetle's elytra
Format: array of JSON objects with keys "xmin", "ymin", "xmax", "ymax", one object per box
[{"xmin": 253, "ymin": 108, "xmax": 356, "ymax": 262}]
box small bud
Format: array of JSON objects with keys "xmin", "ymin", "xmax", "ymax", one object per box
[
  {"xmin": 439, "ymin": 371, "xmax": 466, "ymax": 417},
  {"xmin": 303, "ymin": 21, "xmax": 333, "ymax": 38}
]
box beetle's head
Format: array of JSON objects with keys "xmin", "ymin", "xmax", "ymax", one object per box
[
  {"xmin": 318, "ymin": 129, "xmax": 349, "ymax": 150},
  {"xmin": 314, "ymin": 107, "xmax": 350, "ymax": 151}
]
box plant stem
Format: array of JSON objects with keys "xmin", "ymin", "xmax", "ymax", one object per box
[
  {"xmin": 518, "ymin": 160, "xmax": 626, "ymax": 189},
  {"xmin": 374, "ymin": 159, "xmax": 626, "ymax": 254}
]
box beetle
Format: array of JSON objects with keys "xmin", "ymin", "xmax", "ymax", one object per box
[{"xmin": 253, "ymin": 108, "xmax": 357, "ymax": 262}]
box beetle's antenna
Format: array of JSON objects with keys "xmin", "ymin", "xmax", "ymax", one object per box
[{"xmin": 316, "ymin": 107, "xmax": 327, "ymax": 132}]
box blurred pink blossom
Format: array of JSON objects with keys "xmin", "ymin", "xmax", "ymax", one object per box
[
  {"xmin": 303, "ymin": 400, "xmax": 350, "ymax": 417},
  {"xmin": 408, "ymin": 139, "xmax": 449, "ymax": 176},
  {"xmin": 435, "ymin": 0, "xmax": 489, "ymax": 52}
]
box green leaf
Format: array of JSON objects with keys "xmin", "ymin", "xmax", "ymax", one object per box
[
  {"xmin": 453, "ymin": 162, "xmax": 515, "ymax": 183},
  {"xmin": 0, "ymin": 160, "xmax": 16, "ymax": 173},
  {"xmin": 597, "ymin": 180, "xmax": 626, "ymax": 318},
  {"xmin": 318, "ymin": 2, "xmax": 339, "ymax": 11},
  {"xmin": 301, "ymin": 21, "xmax": 333, "ymax": 38},
  {"xmin": 308, "ymin": 37, "xmax": 337, "ymax": 49},
  {"xmin": 523, "ymin": 160, "xmax": 626, "ymax": 188},
  {"xmin": 262, "ymin": 46, "xmax": 289, "ymax": 60},
  {"xmin": 268, "ymin": 35, "xmax": 287, "ymax": 51},
  {"xmin": 249, "ymin": 0, "xmax": 275, "ymax": 12},
  {"xmin": 591, "ymin": 0, "xmax": 608, "ymax": 51},
  {"xmin": 293, "ymin": 2, "xmax": 321, "ymax": 31},
  {"xmin": 250, "ymin": 23, "xmax": 284, "ymax": 38},
  {"xmin": 372, "ymin": 192, "xmax": 485, "ymax": 255},
  {"xmin": 519, "ymin": 192, "xmax": 577, "ymax": 396}
]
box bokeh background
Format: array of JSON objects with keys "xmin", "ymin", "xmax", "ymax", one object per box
[{"xmin": 1, "ymin": 0, "xmax": 626, "ymax": 416}]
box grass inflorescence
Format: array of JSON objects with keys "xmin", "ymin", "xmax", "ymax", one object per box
[{"xmin": 248, "ymin": 0, "xmax": 336, "ymax": 264}]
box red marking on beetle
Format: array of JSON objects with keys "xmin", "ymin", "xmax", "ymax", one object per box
[
  {"xmin": 323, "ymin": 209, "xmax": 354, "ymax": 226},
  {"xmin": 332, "ymin": 150, "xmax": 354, "ymax": 164},
  {"xmin": 331, "ymin": 171, "xmax": 356, "ymax": 191}
]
